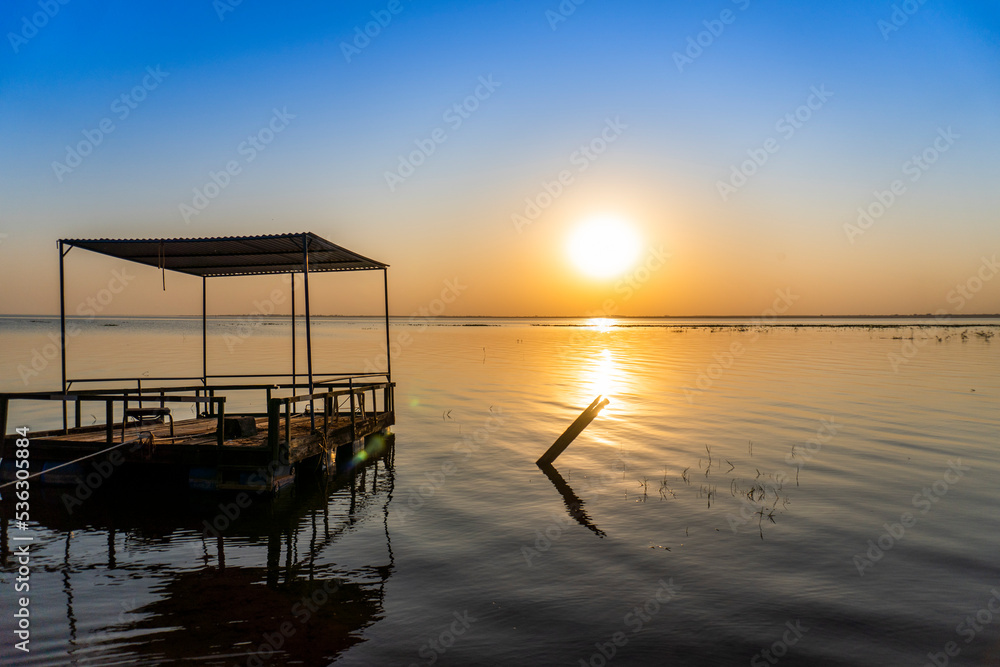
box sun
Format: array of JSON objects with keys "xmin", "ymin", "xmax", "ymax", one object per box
[{"xmin": 567, "ymin": 217, "xmax": 642, "ymax": 279}]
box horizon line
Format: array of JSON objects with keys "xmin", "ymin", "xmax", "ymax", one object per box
[{"xmin": 2, "ymin": 313, "xmax": 999, "ymax": 320}]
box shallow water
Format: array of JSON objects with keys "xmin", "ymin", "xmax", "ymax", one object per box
[{"xmin": 1, "ymin": 317, "xmax": 999, "ymax": 665}]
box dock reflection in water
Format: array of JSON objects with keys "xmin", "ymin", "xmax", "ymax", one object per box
[{"xmin": 1, "ymin": 436, "xmax": 395, "ymax": 666}]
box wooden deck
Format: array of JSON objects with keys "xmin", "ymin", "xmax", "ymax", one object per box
[{"xmin": 1, "ymin": 410, "xmax": 394, "ymax": 492}]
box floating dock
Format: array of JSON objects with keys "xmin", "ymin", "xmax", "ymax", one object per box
[
  {"xmin": 0, "ymin": 233, "xmax": 396, "ymax": 492},
  {"xmin": 1, "ymin": 380, "xmax": 394, "ymax": 492}
]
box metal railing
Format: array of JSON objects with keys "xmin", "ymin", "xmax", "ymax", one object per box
[
  {"xmin": 265, "ymin": 379, "xmax": 394, "ymax": 464},
  {"xmin": 0, "ymin": 392, "xmax": 226, "ymax": 445}
]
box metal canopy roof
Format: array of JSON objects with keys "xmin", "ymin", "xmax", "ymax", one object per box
[{"xmin": 61, "ymin": 232, "xmax": 387, "ymax": 277}]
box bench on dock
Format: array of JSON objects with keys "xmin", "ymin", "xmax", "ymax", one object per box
[{"xmin": 123, "ymin": 407, "xmax": 174, "ymax": 441}]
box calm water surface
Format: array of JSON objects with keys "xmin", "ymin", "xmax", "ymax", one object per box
[{"xmin": 1, "ymin": 317, "xmax": 999, "ymax": 666}]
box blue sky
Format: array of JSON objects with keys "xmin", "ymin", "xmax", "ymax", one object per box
[{"xmin": 1, "ymin": 0, "xmax": 998, "ymax": 315}]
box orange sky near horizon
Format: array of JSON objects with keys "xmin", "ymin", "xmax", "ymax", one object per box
[{"xmin": 4, "ymin": 202, "xmax": 998, "ymax": 319}]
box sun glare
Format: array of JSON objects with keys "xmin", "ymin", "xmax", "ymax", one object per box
[
  {"xmin": 584, "ymin": 348, "xmax": 618, "ymax": 400},
  {"xmin": 567, "ymin": 217, "xmax": 642, "ymax": 279},
  {"xmin": 586, "ymin": 317, "xmax": 615, "ymax": 332}
]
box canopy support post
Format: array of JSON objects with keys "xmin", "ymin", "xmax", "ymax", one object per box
[
  {"xmin": 291, "ymin": 272, "xmax": 296, "ymax": 398},
  {"xmin": 302, "ymin": 235, "xmax": 314, "ymax": 430},
  {"xmin": 202, "ymin": 276, "xmax": 207, "ymax": 386},
  {"xmin": 383, "ymin": 268, "xmax": 391, "ymax": 385},
  {"xmin": 59, "ymin": 241, "xmax": 68, "ymax": 432}
]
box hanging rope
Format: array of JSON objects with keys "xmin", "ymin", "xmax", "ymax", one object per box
[{"xmin": 0, "ymin": 435, "xmax": 150, "ymax": 490}]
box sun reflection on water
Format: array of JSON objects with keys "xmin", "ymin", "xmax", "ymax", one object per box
[
  {"xmin": 584, "ymin": 348, "xmax": 618, "ymax": 403},
  {"xmin": 586, "ymin": 317, "xmax": 615, "ymax": 333}
]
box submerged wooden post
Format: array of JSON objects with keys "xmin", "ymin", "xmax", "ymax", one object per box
[
  {"xmin": 536, "ymin": 396, "xmax": 610, "ymax": 466},
  {"xmin": 284, "ymin": 399, "xmax": 291, "ymax": 448},
  {"xmin": 349, "ymin": 379, "xmax": 357, "ymax": 441},
  {"xmin": 216, "ymin": 398, "xmax": 225, "ymax": 447},
  {"xmin": 267, "ymin": 397, "xmax": 280, "ymax": 460},
  {"xmin": 323, "ymin": 391, "xmax": 331, "ymax": 433},
  {"xmin": 0, "ymin": 396, "xmax": 8, "ymax": 441},
  {"xmin": 105, "ymin": 399, "xmax": 114, "ymax": 444}
]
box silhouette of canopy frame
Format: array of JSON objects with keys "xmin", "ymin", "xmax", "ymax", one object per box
[{"xmin": 56, "ymin": 233, "xmax": 391, "ymax": 419}]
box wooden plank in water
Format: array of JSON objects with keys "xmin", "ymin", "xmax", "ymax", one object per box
[{"xmin": 536, "ymin": 396, "xmax": 610, "ymax": 466}]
